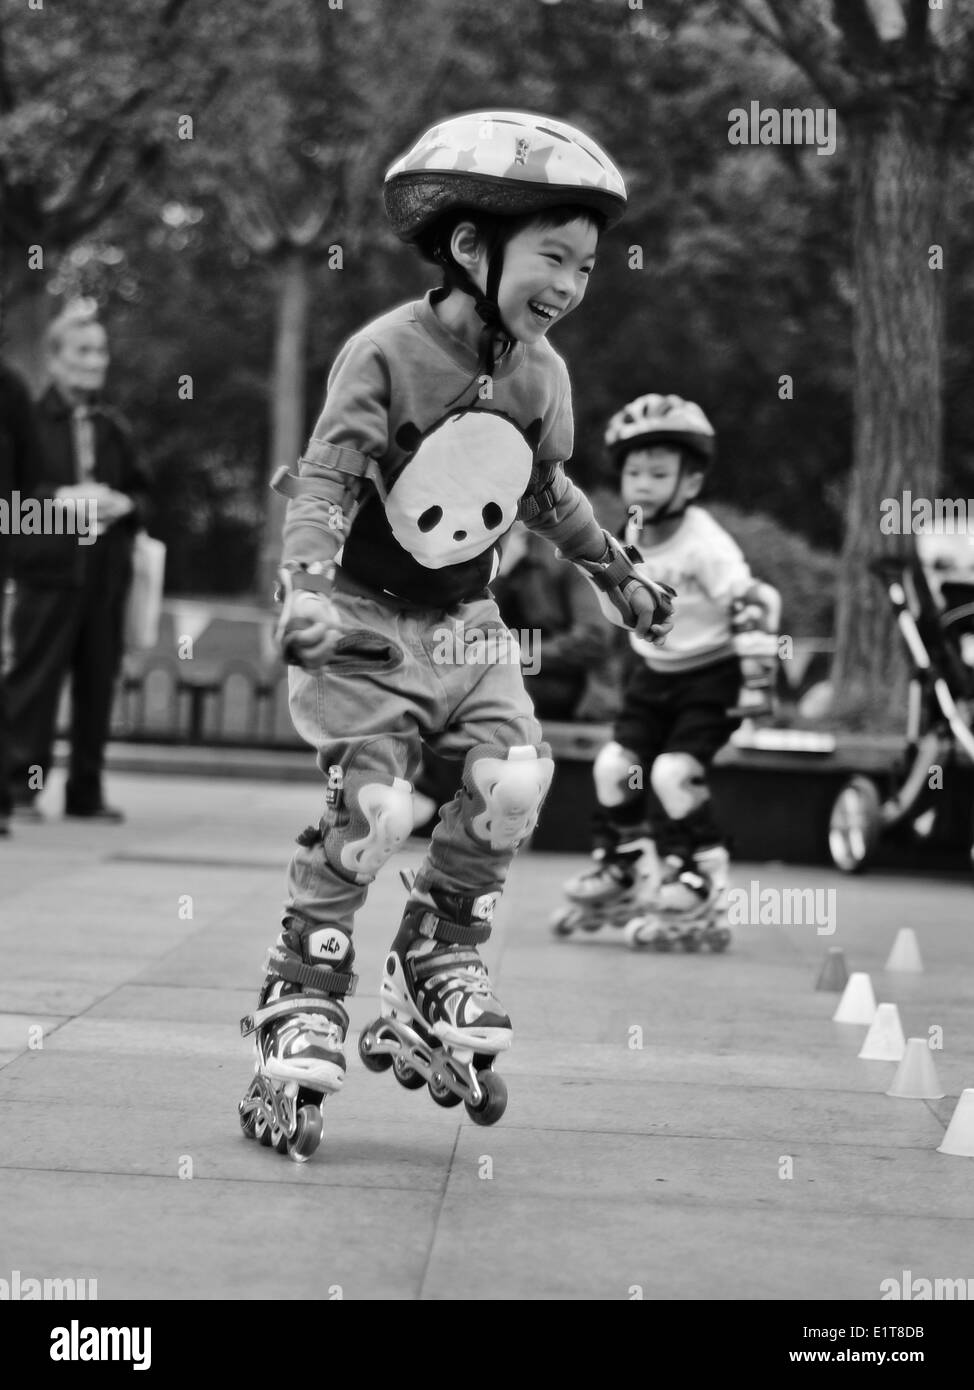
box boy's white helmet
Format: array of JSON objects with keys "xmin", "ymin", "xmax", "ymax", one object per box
[
  {"xmin": 384, "ymin": 110, "xmax": 627, "ymax": 241},
  {"xmin": 605, "ymin": 394, "xmax": 716, "ymax": 467}
]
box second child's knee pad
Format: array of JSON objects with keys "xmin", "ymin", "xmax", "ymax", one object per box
[
  {"xmin": 650, "ymin": 752, "xmax": 708, "ymax": 820},
  {"xmin": 594, "ymin": 741, "xmax": 641, "ymax": 808},
  {"xmin": 302, "ymin": 758, "xmax": 414, "ymax": 885},
  {"xmin": 463, "ymin": 743, "xmax": 555, "ymax": 851}
]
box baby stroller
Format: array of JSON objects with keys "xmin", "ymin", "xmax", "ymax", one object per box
[{"xmin": 828, "ymin": 531, "xmax": 974, "ymax": 872}]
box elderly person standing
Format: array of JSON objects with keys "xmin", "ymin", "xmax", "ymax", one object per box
[{"xmin": 6, "ymin": 302, "xmax": 151, "ymax": 821}]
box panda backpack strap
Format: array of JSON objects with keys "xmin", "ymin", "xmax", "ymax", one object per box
[{"xmin": 517, "ymin": 459, "xmax": 560, "ymax": 523}]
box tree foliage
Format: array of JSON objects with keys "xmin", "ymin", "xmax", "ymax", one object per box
[{"xmin": 1, "ymin": 0, "xmax": 972, "ymax": 630}]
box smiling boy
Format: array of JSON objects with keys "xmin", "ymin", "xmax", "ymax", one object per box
[{"xmin": 238, "ymin": 111, "xmax": 676, "ymax": 1159}]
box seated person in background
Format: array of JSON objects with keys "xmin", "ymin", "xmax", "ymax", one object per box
[{"xmin": 492, "ymin": 520, "xmax": 610, "ymax": 720}]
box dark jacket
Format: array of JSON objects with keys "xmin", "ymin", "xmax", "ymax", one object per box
[
  {"xmin": 0, "ymin": 361, "xmax": 43, "ymax": 573},
  {"xmin": 492, "ymin": 529, "xmax": 610, "ymax": 718},
  {"xmin": 13, "ymin": 384, "xmax": 152, "ymax": 589}
]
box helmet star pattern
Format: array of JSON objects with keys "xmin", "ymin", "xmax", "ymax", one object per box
[{"xmin": 384, "ymin": 110, "xmax": 627, "ymax": 241}]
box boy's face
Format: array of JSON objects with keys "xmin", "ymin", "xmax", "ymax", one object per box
[
  {"xmin": 50, "ymin": 321, "xmax": 109, "ymax": 397},
  {"xmin": 479, "ymin": 216, "xmax": 599, "ymax": 345},
  {"xmin": 620, "ymin": 446, "xmax": 703, "ymax": 520}
]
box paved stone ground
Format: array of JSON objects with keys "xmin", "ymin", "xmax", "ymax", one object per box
[{"xmin": 1, "ymin": 769, "xmax": 972, "ymax": 1302}]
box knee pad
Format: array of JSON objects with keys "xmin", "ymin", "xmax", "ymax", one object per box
[
  {"xmin": 650, "ymin": 752, "xmax": 708, "ymax": 820},
  {"xmin": 316, "ymin": 761, "xmax": 414, "ymax": 884},
  {"xmin": 593, "ymin": 741, "xmax": 641, "ymax": 808},
  {"xmin": 465, "ymin": 743, "xmax": 555, "ymax": 851}
]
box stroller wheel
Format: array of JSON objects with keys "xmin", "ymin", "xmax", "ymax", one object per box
[{"xmin": 828, "ymin": 776, "xmax": 881, "ymax": 873}]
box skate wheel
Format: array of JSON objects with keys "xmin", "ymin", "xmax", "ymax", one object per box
[
  {"xmin": 623, "ymin": 916, "xmax": 653, "ymax": 950},
  {"xmin": 652, "ymin": 936, "xmax": 673, "ymax": 952},
  {"xmin": 828, "ymin": 776, "xmax": 881, "ymax": 873},
  {"xmin": 681, "ymin": 933, "xmax": 702, "ymax": 953},
  {"xmin": 428, "ymin": 1071, "xmax": 463, "ymax": 1108},
  {"xmin": 255, "ymin": 1111, "xmax": 274, "ymax": 1147},
  {"xmin": 358, "ymin": 1028, "xmax": 393, "ymax": 1074},
  {"xmin": 272, "ymin": 1125, "xmax": 290, "ymax": 1156},
  {"xmin": 707, "ymin": 930, "xmax": 731, "ymax": 953},
  {"xmin": 287, "ymin": 1105, "xmax": 323, "ymax": 1163},
  {"xmin": 550, "ymin": 905, "xmax": 581, "ymax": 938},
  {"xmin": 392, "ymin": 1055, "xmax": 426, "ymax": 1091},
  {"xmin": 466, "ymin": 1069, "xmax": 508, "ymax": 1126},
  {"xmin": 238, "ymin": 1100, "xmax": 258, "ymax": 1139}
]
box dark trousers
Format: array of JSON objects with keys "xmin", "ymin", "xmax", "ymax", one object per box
[
  {"xmin": 594, "ymin": 657, "xmax": 743, "ymax": 859},
  {"xmin": 0, "ymin": 572, "xmax": 11, "ymax": 818},
  {"xmin": 6, "ymin": 548, "xmax": 128, "ymax": 811}
]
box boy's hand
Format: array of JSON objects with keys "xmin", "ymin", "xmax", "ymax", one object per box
[
  {"xmin": 630, "ymin": 581, "xmax": 676, "ymax": 646},
  {"xmin": 572, "ymin": 534, "xmax": 676, "ymax": 644},
  {"xmin": 276, "ymin": 589, "xmax": 343, "ymax": 669}
]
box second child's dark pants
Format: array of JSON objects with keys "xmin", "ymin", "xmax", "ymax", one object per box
[{"xmin": 595, "ymin": 656, "xmax": 742, "ymax": 858}]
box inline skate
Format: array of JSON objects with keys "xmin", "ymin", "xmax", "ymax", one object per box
[
  {"xmin": 623, "ymin": 844, "xmax": 731, "ymax": 952},
  {"xmin": 238, "ymin": 927, "xmax": 356, "ymax": 1163},
  {"xmin": 550, "ymin": 835, "xmax": 659, "ymax": 938},
  {"xmin": 357, "ymin": 873, "xmax": 510, "ymax": 1126}
]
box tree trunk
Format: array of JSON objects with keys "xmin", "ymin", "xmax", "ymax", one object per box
[
  {"xmin": 256, "ymin": 246, "xmax": 311, "ymax": 600},
  {"xmin": 1, "ymin": 274, "xmax": 51, "ymax": 390},
  {"xmin": 832, "ymin": 105, "xmax": 947, "ymax": 724}
]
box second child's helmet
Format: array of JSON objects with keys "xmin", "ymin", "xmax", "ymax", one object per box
[
  {"xmin": 384, "ymin": 112, "xmax": 626, "ymax": 375},
  {"xmin": 604, "ymin": 394, "xmax": 716, "ymax": 469},
  {"xmin": 607, "ymin": 394, "xmax": 716, "ymax": 526}
]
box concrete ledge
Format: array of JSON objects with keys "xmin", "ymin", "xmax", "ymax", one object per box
[
  {"xmin": 55, "ymin": 739, "xmax": 321, "ymax": 783},
  {"xmin": 56, "ymin": 727, "xmax": 972, "ymax": 868},
  {"xmin": 534, "ymin": 724, "xmax": 972, "ymax": 867}
]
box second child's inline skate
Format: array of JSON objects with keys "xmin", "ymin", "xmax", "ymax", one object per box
[
  {"xmin": 550, "ymin": 835, "xmax": 659, "ymax": 938},
  {"xmin": 623, "ymin": 844, "xmax": 732, "ymax": 952}
]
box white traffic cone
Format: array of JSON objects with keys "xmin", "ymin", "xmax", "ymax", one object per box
[
  {"xmin": 832, "ymin": 972, "xmax": 877, "ymax": 1025},
  {"xmin": 858, "ymin": 1003, "xmax": 905, "ymax": 1060},
  {"xmin": 885, "ymin": 928, "xmax": 923, "ymax": 973},
  {"xmin": 938, "ymin": 1089, "xmax": 974, "ymax": 1157},
  {"xmin": 887, "ymin": 1038, "xmax": 944, "ymax": 1100}
]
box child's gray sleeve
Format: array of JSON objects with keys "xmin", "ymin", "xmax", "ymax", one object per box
[
  {"xmin": 281, "ymin": 336, "xmax": 390, "ymax": 567},
  {"xmin": 518, "ymin": 463, "xmax": 608, "ymax": 562},
  {"xmin": 518, "ymin": 354, "xmax": 605, "ymax": 560}
]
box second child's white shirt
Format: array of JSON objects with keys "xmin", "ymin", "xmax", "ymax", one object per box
[{"xmin": 629, "ymin": 505, "xmax": 753, "ymax": 672}]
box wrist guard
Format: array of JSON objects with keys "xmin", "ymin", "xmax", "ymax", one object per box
[
  {"xmin": 274, "ymin": 562, "xmax": 335, "ymax": 666},
  {"xmin": 573, "ymin": 532, "xmax": 676, "ymax": 631},
  {"xmin": 274, "ymin": 560, "xmax": 335, "ymax": 605}
]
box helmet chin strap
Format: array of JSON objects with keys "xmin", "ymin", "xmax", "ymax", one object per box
[
  {"xmin": 435, "ymin": 245, "xmax": 516, "ymax": 407},
  {"xmin": 471, "ymin": 248, "xmax": 514, "ymax": 376},
  {"xmin": 638, "ymin": 464, "xmax": 688, "ymax": 525},
  {"xmin": 436, "ymin": 246, "xmax": 514, "ymax": 377}
]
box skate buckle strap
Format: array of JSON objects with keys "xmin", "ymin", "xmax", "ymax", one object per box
[
  {"xmin": 410, "ymin": 947, "xmax": 489, "ymax": 985},
  {"xmin": 240, "ymin": 994, "xmax": 349, "ymax": 1038},
  {"xmin": 415, "ymin": 912, "xmax": 491, "ymax": 946},
  {"xmin": 269, "ymin": 955, "xmax": 358, "ymax": 997}
]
